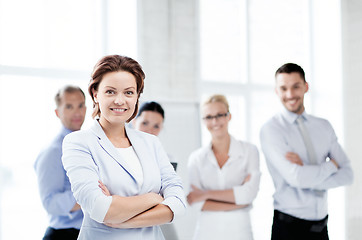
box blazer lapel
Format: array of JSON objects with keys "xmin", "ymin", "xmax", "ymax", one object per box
[
  {"xmin": 90, "ymin": 120, "xmax": 137, "ymax": 183},
  {"xmin": 126, "ymin": 126, "xmax": 157, "ymax": 192}
]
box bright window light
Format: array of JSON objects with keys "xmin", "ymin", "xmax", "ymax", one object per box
[{"xmin": 0, "ymin": 1, "xmax": 137, "ymax": 239}]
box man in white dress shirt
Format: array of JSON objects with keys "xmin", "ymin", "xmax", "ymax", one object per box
[{"xmin": 260, "ymin": 63, "xmax": 353, "ymax": 240}]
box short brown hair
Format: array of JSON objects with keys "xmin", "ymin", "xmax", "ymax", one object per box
[
  {"xmin": 88, "ymin": 55, "xmax": 145, "ymax": 122},
  {"xmin": 55, "ymin": 85, "xmax": 85, "ymax": 108}
]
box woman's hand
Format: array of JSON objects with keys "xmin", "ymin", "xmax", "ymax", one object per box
[
  {"xmin": 187, "ymin": 185, "xmax": 208, "ymax": 205},
  {"xmin": 100, "ymin": 180, "xmax": 165, "ymax": 227},
  {"xmin": 242, "ymin": 174, "xmax": 251, "ymax": 184},
  {"xmin": 285, "ymin": 152, "xmax": 303, "ymax": 166},
  {"xmin": 98, "ymin": 180, "xmax": 111, "ymax": 196},
  {"xmin": 145, "ymin": 192, "xmax": 164, "ymax": 205},
  {"xmin": 104, "ymin": 222, "xmax": 128, "ymax": 229},
  {"xmin": 98, "ymin": 181, "xmax": 163, "ymax": 204}
]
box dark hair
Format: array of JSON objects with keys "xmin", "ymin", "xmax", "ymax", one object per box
[
  {"xmin": 88, "ymin": 55, "xmax": 145, "ymax": 122},
  {"xmin": 275, "ymin": 63, "xmax": 306, "ymax": 82},
  {"xmin": 137, "ymin": 101, "xmax": 165, "ymax": 120},
  {"xmin": 55, "ymin": 85, "xmax": 85, "ymax": 108}
]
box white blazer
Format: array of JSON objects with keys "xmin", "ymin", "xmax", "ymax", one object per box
[{"xmin": 62, "ymin": 120, "xmax": 186, "ymax": 240}]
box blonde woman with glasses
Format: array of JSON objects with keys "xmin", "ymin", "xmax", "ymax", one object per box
[{"xmin": 187, "ymin": 94, "xmax": 260, "ymax": 240}]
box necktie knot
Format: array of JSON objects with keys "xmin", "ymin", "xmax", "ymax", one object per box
[{"xmin": 296, "ymin": 116, "xmax": 304, "ymax": 125}]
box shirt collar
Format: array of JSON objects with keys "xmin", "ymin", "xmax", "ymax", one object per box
[
  {"xmin": 60, "ymin": 126, "xmax": 73, "ymax": 137},
  {"xmin": 90, "ymin": 119, "xmax": 132, "ymax": 139},
  {"xmin": 206, "ymin": 135, "xmax": 242, "ymax": 160},
  {"xmin": 281, "ymin": 108, "xmax": 310, "ymax": 124},
  {"xmin": 228, "ymin": 135, "xmax": 243, "ymax": 158}
]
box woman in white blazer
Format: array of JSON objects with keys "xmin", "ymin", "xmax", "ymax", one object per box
[
  {"xmin": 62, "ymin": 55, "xmax": 186, "ymax": 240},
  {"xmin": 187, "ymin": 94, "xmax": 260, "ymax": 240}
]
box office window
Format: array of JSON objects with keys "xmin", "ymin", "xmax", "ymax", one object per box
[
  {"xmin": 0, "ymin": 1, "xmax": 137, "ymax": 239},
  {"xmin": 248, "ymin": 0, "xmax": 308, "ymax": 85},
  {"xmin": 200, "ymin": 0, "xmax": 247, "ymax": 83}
]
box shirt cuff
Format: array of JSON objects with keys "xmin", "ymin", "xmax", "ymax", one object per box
[
  {"xmin": 325, "ymin": 160, "xmax": 339, "ymax": 172},
  {"xmin": 89, "ymin": 195, "xmax": 112, "ymax": 223},
  {"xmin": 67, "ymin": 208, "xmax": 81, "ymax": 220},
  {"xmin": 191, "ymin": 201, "xmax": 205, "ymax": 212},
  {"xmin": 162, "ymin": 196, "xmax": 186, "ymax": 222}
]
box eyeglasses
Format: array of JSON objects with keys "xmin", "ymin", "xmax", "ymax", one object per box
[{"xmin": 202, "ymin": 112, "xmax": 229, "ymax": 121}]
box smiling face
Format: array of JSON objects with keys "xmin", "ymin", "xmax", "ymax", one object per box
[
  {"xmin": 202, "ymin": 101, "xmax": 231, "ymax": 139},
  {"xmin": 275, "ymin": 72, "xmax": 308, "ymax": 115},
  {"xmin": 134, "ymin": 111, "xmax": 164, "ymax": 136},
  {"xmin": 55, "ymin": 91, "xmax": 86, "ymax": 131},
  {"xmin": 93, "ymin": 71, "xmax": 138, "ymax": 127}
]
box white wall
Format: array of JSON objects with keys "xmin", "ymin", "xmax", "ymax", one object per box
[
  {"xmin": 341, "ymin": 0, "xmax": 362, "ymax": 239},
  {"xmin": 137, "ymin": 0, "xmax": 199, "ymax": 102}
]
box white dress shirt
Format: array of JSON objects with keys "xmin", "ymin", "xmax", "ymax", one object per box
[
  {"xmin": 188, "ymin": 135, "xmax": 260, "ymax": 240},
  {"xmin": 260, "ymin": 109, "xmax": 353, "ymax": 220}
]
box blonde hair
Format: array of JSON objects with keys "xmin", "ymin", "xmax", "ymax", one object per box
[{"xmin": 203, "ymin": 94, "xmax": 230, "ymax": 112}]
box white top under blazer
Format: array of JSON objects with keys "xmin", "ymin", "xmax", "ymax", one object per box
[{"xmin": 62, "ymin": 120, "xmax": 186, "ymax": 240}]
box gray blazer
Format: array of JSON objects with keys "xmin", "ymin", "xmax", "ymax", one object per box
[{"xmin": 62, "ymin": 120, "xmax": 186, "ymax": 240}]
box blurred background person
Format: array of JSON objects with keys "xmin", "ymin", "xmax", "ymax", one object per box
[
  {"xmin": 132, "ymin": 101, "xmax": 179, "ymax": 239},
  {"xmin": 260, "ymin": 63, "xmax": 353, "ymax": 240},
  {"xmin": 187, "ymin": 94, "xmax": 260, "ymax": 240},
  {"xmin": 133, "ymin": 101, "xmax": 178, "ymax": 170},
  {"xmin": 34, "ymin": 85, "xmax": 86, "ymax": 240}
]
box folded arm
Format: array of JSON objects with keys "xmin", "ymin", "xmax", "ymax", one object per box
[
  {"xmin": 105, "ymin": 204, "xmax": 173, "ymax": 229},
  {"xmin": 99, "ymin": 181, "xmax": 173, "ymax": 228},
  {"xmin": 35, "ymin": 148, "xmax": 79, "ymax": 216},
  {"xmin": 260, "ymin": 125, "xmax": 338, "ymax": 189},
  {"xmin": 187, "ymin": 186, "xmax": 248, "ymax": 211},
  {"xmin": 187, "ymin": 151, "xmax": 252, "ymax": 211},
  {"xmin": 70, "ymin": 203, "xmax": 81, "ymax": 212},
  {"xmin": 187, "ymin": 144, "xmax": 261, "ymax": 211},
  {"xmin": 187, "ymin": 174, "xmax": 251, "ymax": 211},
  {"xmin": 62, "ymin": 134, "xmax": 164, "ymax": 223},
  {"xmin": 202, "ymin": 200, "xmax": 249, "ymax": 211},
  {"xmin": 313, "ymin": 123, "xmax": 353, "ymax": 189},
  {"xmin": 232, "ymin": 145, "xmax": 261, "ymax": 205},
  {"xmin": 281, "ymin": 122, "xmax": 353, "ymax": 190},
  {"xmin": 104, "ymin": 193, "xmax": 164, "ymax": 223},
  {"xmin": 187, "ymin": 185, "xmax": 237, "ymax": 204}
]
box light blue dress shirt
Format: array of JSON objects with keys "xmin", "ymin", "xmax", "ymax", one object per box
[
  {"xmin": 62, "ymin": 120, "xmax": 186, "ymax": 240},
  {"xmin": 34, "ymin": 127, "xmax": 83, "ymax": 229},
  {"xmin": 260, "ymin": 109, "xmax": 353, "ymax": 220}
]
